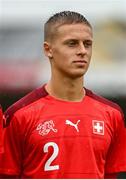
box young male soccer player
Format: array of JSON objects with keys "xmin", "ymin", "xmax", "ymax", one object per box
[{"xmin": 0, "ymin": 11, "xmax": 126, "ymax": 178}]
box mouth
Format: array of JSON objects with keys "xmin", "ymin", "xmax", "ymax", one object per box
[{"xmin": 73, "ymin": 60, "xmax": 87, "ymax": 64}]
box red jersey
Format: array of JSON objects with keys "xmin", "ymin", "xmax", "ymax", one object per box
[{"xmin": 0, "ymin": 85, "xmax": 126, "ymax": 178}]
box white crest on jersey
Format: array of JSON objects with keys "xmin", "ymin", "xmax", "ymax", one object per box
[
  {"xmin": 92, "ymin": 120, "xmax": 104, "ymax": 135},
  {"xmin": 65, "ymin": 119, "xmax": 80, "ymax": 132},
  {"xmin": 36, "ymin": 120, "xmax": 58, "ymax": 136}
]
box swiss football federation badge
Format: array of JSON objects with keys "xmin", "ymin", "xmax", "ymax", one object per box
[
  {"xmin": 36, "ymin": 120, "xmax": 58, "ymax": 136},
  {"xmin": 92, "ymin": 120, "xmax": 104, "ymax": 135}
]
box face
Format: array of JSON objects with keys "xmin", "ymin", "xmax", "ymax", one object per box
[{"xmin": 44, "ymin": 23, "xmax": 93, "ymax": 79}]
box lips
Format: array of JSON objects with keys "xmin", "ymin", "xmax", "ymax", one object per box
[{"xmin": 73, "ymin": 60, "xmax": 87, "ymax": 64}]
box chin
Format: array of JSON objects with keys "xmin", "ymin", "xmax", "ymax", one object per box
[{"xmin": 68, "ymin": 70, "xmax": 86, "ymax": 79}]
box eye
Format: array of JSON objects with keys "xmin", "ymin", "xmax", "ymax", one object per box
[
  {"xmin": 67, "ymin": 40, "xmax": 78, "ymax": 47},
  {"xmin": 83, "ymin": 41, "xmax": 92, "ymax": 48}
]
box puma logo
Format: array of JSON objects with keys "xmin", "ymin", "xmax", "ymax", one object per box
[{"xmin": 65, "ymin": 119, "xmax": 80, "ymax": 132}]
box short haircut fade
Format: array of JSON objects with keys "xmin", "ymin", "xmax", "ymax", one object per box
[{"xmin": 44, "ymin": 11, "xmax": 92, "ymax": 41}]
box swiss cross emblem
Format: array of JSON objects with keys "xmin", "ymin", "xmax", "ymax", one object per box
[{"xmin": 92, "ymin": 120, "xmax": 104, "ymax": 135}]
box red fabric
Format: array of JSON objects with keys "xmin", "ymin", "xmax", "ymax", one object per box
[
  {"xmin": 0, "ymin": 106, "xmax": 4, "ymax": 153},
  {"xmin": 0, "ymin": 86, "xmax": 126, "ymax": 178},
  {"xmin": 104, "ymin": 173, "xmax": 117, "ymax": 179}
]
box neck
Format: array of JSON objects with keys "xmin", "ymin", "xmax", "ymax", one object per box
[{"xmin": 45, "ymin": 75, "xmax": 85, "ymax": 102}]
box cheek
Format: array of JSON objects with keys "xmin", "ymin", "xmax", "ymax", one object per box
[
  {"xmin": 53, "ymin": 49, "xmax": 72, "ymax": 63},
  {"xmin": 87, "ymin": 49, "xmax": 92, "ymax": 60},
  {"xmin": 51, "ymin": 51, "xmax": 67, "ymax": 68},
  {"xmin": 53, "ymin": 48, "xmax": 66, "ymax": 58},
  {"xmin": 89, "ymin": 48, "xmax": 92, "ymax": 56}
]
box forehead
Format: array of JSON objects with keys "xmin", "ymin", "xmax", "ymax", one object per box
[{"xmin": 56, "ymin": 23, "xmax": 93, "ymax": 41}]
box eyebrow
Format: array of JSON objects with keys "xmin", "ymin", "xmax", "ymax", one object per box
[{"xmin": 63, "ymin": 38, "xmax": 93, "ymax": 43}]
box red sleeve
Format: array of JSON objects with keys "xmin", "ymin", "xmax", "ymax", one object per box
[
  {"xmin": 105, "ymin": 109, "xmax": 126, "ymax": 174},
  {"xmin": 0, "ymin": 106, "xmax": 4, "ymax": 153},
  {"xmin": 0, "ymin": 115, "xmax": 22, "ymax": 177},
  {"xmin": 104, "ymin": 173, "xmax": 117, "ymax": 179}
]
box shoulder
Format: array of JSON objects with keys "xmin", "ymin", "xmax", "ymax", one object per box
[
  {"xmin": 86, "ymin": 88, "xmax": 123, "ymax": 113},
  {"xmin": 4, "ymin": 85, "xmax": 48, "ymax": 127},
  {"xmin": 86, "ymin": 88, "xmax": 126, "ymax": 126}
]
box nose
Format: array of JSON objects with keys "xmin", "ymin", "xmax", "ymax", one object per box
[{"xmin": 76, "ymin": 43, "xmax": 86, "ymax": 56}]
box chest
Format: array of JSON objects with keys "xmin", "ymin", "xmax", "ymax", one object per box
[
  {"xmin": 23, "ymin": 104, "xmax": 113, "ymax": 158},
  {"xmin": 20, "ymin": 103, "xmax": 115, "ymax": 176}
]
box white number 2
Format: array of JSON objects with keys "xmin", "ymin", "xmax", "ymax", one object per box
[{"xmin": 43, "ymin": 142, "xmax": 59, "ymax": 171}]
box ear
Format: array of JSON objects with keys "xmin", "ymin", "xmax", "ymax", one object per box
[{"xmin": 43, "ymin": 41, "xmax": 53, "ymax": 59}]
